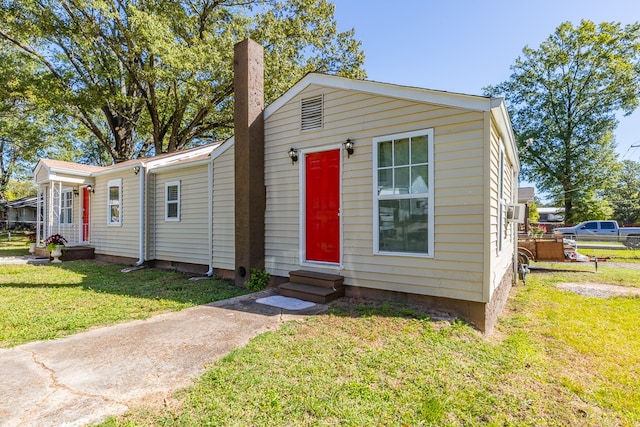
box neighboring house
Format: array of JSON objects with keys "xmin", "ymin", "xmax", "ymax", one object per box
[
  {"xmin": 518, "ymin": 186, "xmax": 535, "ymax": 234},
  {"xmin": 4, "ymin": 196, "xmax": 38, "ymax": 230},
  {"xmin": 33, "ymin": 39, "xmax": 519, "ymax": 332},
  {"xmin": 537, "ymin": 207, "xmax": 564, "ymax": 222}
]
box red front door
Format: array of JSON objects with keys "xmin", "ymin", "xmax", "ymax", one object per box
[
  {"xmin": 305, "ymin": 150, "xmax": 340, "ymax": 263},
  {"xmin": 82, "ymin": 187, "xmax": 90, "ymax": 242}
]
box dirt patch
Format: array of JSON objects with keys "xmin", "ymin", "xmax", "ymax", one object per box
[{"xmin": 557, "ymin": 282, "xmax": 640, "ymax": 298}]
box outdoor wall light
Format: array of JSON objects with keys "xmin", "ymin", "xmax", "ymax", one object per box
[
  {"xmin": 86, "ymin": 184, "xmax": 94, "ymax": 193},
  {"xmin": 73, "ymin": 189, "xmax": 79, "ymax": 197},
  {"xmin": 133, "ymin": 166, "xmax": 141, "ymax": 175},
  {"xmin": 344, "ymin": 138, "xmax": 355, "ymax": 158},
  {"xmin": 288, "ymin": 147, "xmax": 299, "ymax": 164}
]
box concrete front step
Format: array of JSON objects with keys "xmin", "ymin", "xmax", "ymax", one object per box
[
  {"xmin": 279, "ymin": 281, "xmax": 345, "ymax": 304},
  {"xmin": 288, "ymin": 270, "xmax": 344, "ymax": 289}
]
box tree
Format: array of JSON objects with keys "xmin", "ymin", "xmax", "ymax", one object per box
[
  {"xmin": 568, "ymin": 189, "xmax": 613, "ymax": 222},
  {"xmin": 485, "ymin": 20, "xmax": 640, "ymax": 222},
  {"xmin": 0, "ymin": 0, "xmax": 365, "ymax": 163},
  {"xmin": 603, "ymin": 160, "xmax": 640, "ymax": 224},
  {"xmin": 0, "ymin": 45, "xmax": 48, "ymax": 200}
]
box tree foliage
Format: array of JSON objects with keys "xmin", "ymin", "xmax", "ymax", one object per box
[
  {"xmin": 0, "ymin": 0, "xmax": 365, "ymax": 163},
  {"xmin": 603, "ymin": 160, "xmax": 640, "ymax": 225},
  {"xmin": 485, "ymin": 20, "xmax": 640, "ymax": 222},
  {"xmin": 0, "ymin": 45, "xmax": 50, "ymax": 200}
]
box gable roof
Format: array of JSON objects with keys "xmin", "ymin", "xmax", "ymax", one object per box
[
  {"xmin": 35, "ymin": 142, "xmax": 223, "ymax": 180},
  {"xmin": 265, "ymin": 73, "xmax": 497, "ymax": 119},
  {"xmin": 263, "ymin": 73, "xmax": 518, "ymax": 170}
]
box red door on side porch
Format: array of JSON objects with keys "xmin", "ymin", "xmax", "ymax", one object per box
[{"xmin": 305, "ymin": 149, "xmax": 340, "ymax": 263}]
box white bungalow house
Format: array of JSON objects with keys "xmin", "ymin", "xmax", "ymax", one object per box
[{"xmin": 33, "ymin": 39, "xmax": 519, "ymax": 332}]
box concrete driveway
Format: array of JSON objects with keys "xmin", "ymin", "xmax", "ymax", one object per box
[{"xmin": 0, "ymin": 289, "xmax": 328, "ymax": 426}]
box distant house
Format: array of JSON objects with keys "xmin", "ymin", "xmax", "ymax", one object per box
[
  {"xmin": 33, "ymin": 39, "xmax": 519, "ymax": 333},
  {"xmin": 3, "ymin": 196, "xmax": 38, "ymax": 230},
  {"xmin": 537, "ymin": 207, "xmax": 564, "ymax": 222}
]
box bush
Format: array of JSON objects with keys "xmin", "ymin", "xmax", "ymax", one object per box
[{"xmin": 244, "ymin": 268, "xmax": 271, "ymax": 291}]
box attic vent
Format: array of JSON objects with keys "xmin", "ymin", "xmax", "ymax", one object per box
[{"xmin": 301, "ymin": 95, "xmax": 323, "ymax": 131}]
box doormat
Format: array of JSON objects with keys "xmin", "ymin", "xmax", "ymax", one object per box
[{"xmin": 256, "ymin": 295, "xmax": 316, "ymax": 310}]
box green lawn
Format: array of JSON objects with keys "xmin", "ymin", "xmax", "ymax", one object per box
[
  {"xmin": 99, "ymin": 263, "xmax": 640, "ymax": 427},
  {"xmin": 3, "ymin": 232, "xmax": 638, "ymax": 426},
  {"xmin": 0, "ymin": 258, "xmax": 250, "ymax": 347}
]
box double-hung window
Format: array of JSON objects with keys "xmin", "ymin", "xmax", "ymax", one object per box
[
  {"xmin": 107, "ymin": 178, "xmax": 122, "ymax": 226},
  {"xmin": 374, "ymin": 128, "xmax": 434, "ymax": 256},
  {"xmin": 165, "ymin": 181, "xmax": 180, "ymax": 221},
  {"xmin": 59, "ymin": 189, "xmax": 73, "ymax": 225}
]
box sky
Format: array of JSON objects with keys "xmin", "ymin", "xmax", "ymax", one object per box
[{"xmin": 330, "ymin": 0, "xmax": 640, "ymax": 167}]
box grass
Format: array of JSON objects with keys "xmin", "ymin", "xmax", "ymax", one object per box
[
  {"xmin": 0, "ymin": 230, "xmax": 31, "ymax": 257},
  {"xmin": 578, "ymin": 247, "xmax": 640, "ymax": 263},
  {"xmin": 0, "ymin": 258, "xmax": 250, "ymax": 347},
  {"xmin": 3, "ymin": 232, "xmax": 637, "ymax": 425},
  {"xmin": 99, "ymin": 262, "xmax": 640, "ymax": 427}
]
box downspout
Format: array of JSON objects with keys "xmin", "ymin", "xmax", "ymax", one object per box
[
  {"xmin": 206, "ymin": 158, "xmax": 214, "ymax": 277},
  {"xmin": 135, "ymin": 166, "xmax": 145, "ymax": 266}
]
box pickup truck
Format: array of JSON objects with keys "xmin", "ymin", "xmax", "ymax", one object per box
[{"xmin": 553, "ymin": 220, "xmax": 640, "ymax": 248}]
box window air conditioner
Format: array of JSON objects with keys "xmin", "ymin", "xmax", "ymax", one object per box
[{"xmin": 506, "ymin": 203, "xmax": 526, "ymax": 223}]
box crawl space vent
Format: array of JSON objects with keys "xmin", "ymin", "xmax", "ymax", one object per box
[{"xmin": 301, "ymin": 95, "xmax": 323, "ymax": 131}]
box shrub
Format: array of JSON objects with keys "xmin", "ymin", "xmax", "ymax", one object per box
[{"xmin": 244, "ymin": 268, "xmax": 271, "ymax": 291}]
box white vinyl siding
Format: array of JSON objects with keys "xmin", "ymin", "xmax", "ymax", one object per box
[
  {"xmin": 488, "ymin": 119, "xmax": 516, "ymax": 296},
  {"xmin": 107, "ymin": 178, "xmax": 122, "ymax": 226},
  {"xmin": 264, "ymin": 84, "xmax": 487, "ymax": 302},
  {"xmin": 91, "ymin": 174, "xmax": 139, "ymax": 258},
  {"xmin": 212, "ymin": 145, "xmax": 235, "ymax": 271},
  {"xmin": 165, "ymin": 181, "xmax": 180, "ymax": 221},
  {"xmin": 152, "ymin": 166, "xmax": 208, "ymax": 265}
]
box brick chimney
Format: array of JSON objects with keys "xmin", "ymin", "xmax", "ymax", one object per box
[{"xmin": 234, "ymin": 38, "xmax": 265, "ymax": 286}]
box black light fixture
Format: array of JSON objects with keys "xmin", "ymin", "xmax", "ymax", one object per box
[
  {"xmin": 133, "ymin": 166, "xmax": 140, "ymax": 175},
  {"xmin": 73, "ymin": 188, "xmax": 79, "ymax": 197},
  {"xmin": 288, "ymin": 147, "xmax": 299, "ymax": 164},
  {"xmin": 86, "ymin": 184, "xmax": 94, "ymax": 193},
  {"xmin": 344, "ymin": 138, "xmax": 355, "ymax": 158}
]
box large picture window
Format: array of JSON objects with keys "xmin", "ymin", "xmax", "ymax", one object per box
[
  {"xmin": 107, "ymin": 178, "xmax": 122, "ymax": 226},
  {"xmin": 165, "ymin": 181, "xmax": 180, "ymax": 221},
  {"xmin": 374, "ymin": 128, "xmax": 434, "ymax": 256},
  {"xmin": 59, "ymin": 189, "xmax": 73, "ymax": 225}
]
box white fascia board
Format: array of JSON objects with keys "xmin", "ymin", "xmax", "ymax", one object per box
[
  {"xmin": 145, "ymin": 144, "xmax": 221, "ymax": 170},
  {"xmin": 150, "ymin": 158, "xmax": 210, "ymax": 174},
  {"xmin": 265, "ymin": 73, "xmax": 494, "ymax": 119},
  {"xmin": 490, "ymin": 98, "xmax": 520, "ymax": 172},
  {"xmin": 92, "ymin": 161, "xmax": 145, "ymax": 177},
  {"xmin": 210, "ymin": 137, "xmax": 234, "ymax": 162},
  {"xmin": 37, "ymin": 173, "xmax": 92, "ymax": 185}
]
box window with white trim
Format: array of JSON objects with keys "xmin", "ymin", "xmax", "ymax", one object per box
[
  {"xmin": 107, "ymin": 178, "xmax": 122, "ymax": 226},
  {"xmin": 59, "ymin": 189, "xmax": 73, "ymax": 225},
  {"xmin": 165, "ymin": 181, "xmax": 180, "ymax": 221},
  {"xmin": 374, "ymin": 129, "xmax": 434, "ymax": 256}
]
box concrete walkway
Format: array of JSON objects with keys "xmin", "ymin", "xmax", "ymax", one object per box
[
  {"xmin": 0, "ymin": 289, "xmax": 328, "ymax": 426},
  {"xmin": 0, "ymin": 255, "xmax": 49, "ymax": 265}
]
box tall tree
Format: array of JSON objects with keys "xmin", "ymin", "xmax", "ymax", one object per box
[
  {"xmin": 0, "ymin": 45, "xmax": 48, "ymax": 200},
  {"xmin": 485, "ymin": 20, "xmax": 640, "ymax": 222},
  {"xmin": 603, "ymin": 160, "xmax": 640, "ymax": 224},
  {"xmin": 0, "ymin": 0, "xmax": 365, "ymax": 163}
]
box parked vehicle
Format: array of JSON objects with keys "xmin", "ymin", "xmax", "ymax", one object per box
[{"xmin": 553, "ymin": 220, "xmax": 640, "ymax": 248}]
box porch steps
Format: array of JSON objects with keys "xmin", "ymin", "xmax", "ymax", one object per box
[{"xmin": 279, "ymin": 270, "xmax": 345, "ymax": 304}]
